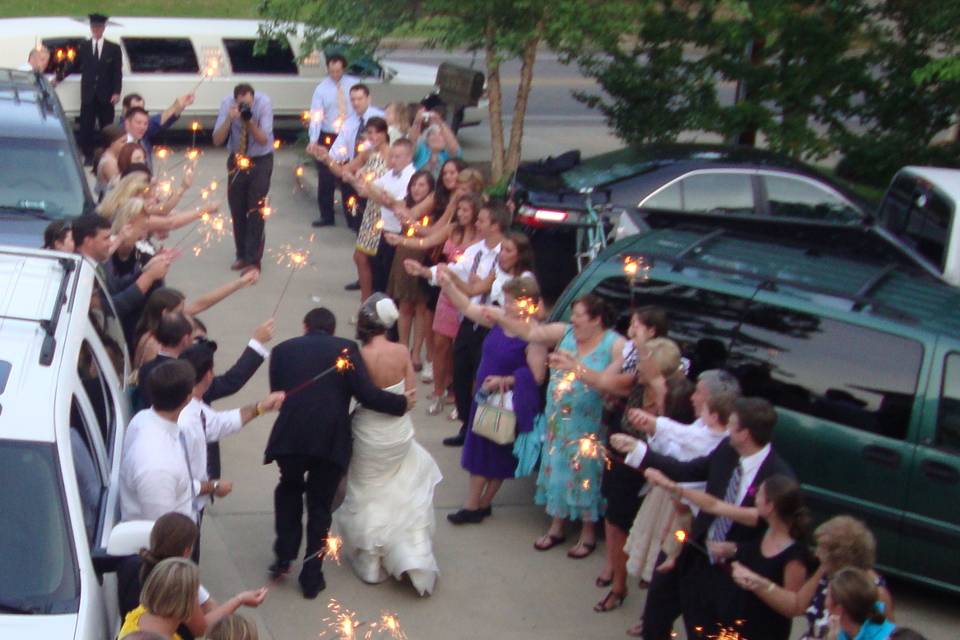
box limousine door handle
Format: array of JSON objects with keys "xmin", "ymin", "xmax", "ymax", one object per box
[
  {"xmin": 861, "ymin": 445, "xmax": 900, "ymax": 468},
  {"xmin": 921, "ymin": 460, "xmax": 960, "ymax": 484}
]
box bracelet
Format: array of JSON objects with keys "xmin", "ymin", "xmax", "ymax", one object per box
[{"xmin": 255, "ymin": 402, "xmax": 264, "ymax": 416}]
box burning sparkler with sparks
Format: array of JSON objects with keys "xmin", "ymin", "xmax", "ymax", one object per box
[
  {"xmin": 515, "ymin": 295, "xmax": 540, "ymax": 320},
  {"xmin": 190, "ymin": 120, "xmax": 201, "ymax": 147},
  {"xmin": 285, "ymin": 348, "xmax": 355, "ymax": 397},
  {"xmin": 320, "ymin": 600, "xmax": 408, "ymax": 640},
  {"xmin": 623, "ymin": 254, "xmax": 651, "ymax": 290},
  {"xmin": 269, "ymin": 244, "xmax": 312, "ymax": 317},
  {"xmin": 673, "ymin": 529, "xmax": 710, "ymax": 556},
  {"xmin": 190, "ymin": 54, "xmax": 222, "ymax": 93}
]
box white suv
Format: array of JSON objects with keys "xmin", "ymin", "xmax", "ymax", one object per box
[{"xmin": 0, "ymin": 247, "xmax": 148, "ymax": 639}]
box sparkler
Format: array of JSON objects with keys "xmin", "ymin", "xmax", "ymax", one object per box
[
  {"xmin": 515, "ymin": 296, "xmax": 540, "ymax": 320},
  {"xmin": 673, "ymin": 529, "xmax": 710, "ymax": 556},
  {"xmin": 273, "ymin": 139, "xmax": 282, "ymax": 150},
  {"xmin": 623, "ymin": 254, "xmax": 651, "ymax": 299},
  {"xmin": 171, "ymin": 210, "xmax": 228, "ymax": 252},
  {"xmin": 320, "ymin": 600, "xmax": 408, "ymax": 640},
  {"xmin": 190, "ymin": 120, "xmax": 201, "ymax": 147},
  {"xmin": 346, "ymin": 195, "xmax": 359, "ymax": 217},
  {"xmin": 190, "ymin": 55, "xmax": 221, "ymax": 93},
  {"xmin": 285, "ymin": 348, "xmax": 354, "ymax": 397},
  {"xmin": 269, "ymin": 244, "xmax": 313, "ymax": 317}
]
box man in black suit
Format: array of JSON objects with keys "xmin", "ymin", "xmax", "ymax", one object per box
[
  {"xmin": 611, "ymin": 397, "xmax": 795, "ymax": 639},
  {"xmin": 264, "ymin": 307, "xmax": 413, "ymax": 599},
  {"xmin": 137, "ymin": 312, "xmax": 194, "ymax": 407},
  {"xmin": 58, "ymin": 13, "xmax": 123, "ymax": 163}
]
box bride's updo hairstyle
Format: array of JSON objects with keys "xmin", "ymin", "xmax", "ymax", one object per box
[{"xmin": 356, "ymin": 293, "xmax": 400, "ymax": 344}]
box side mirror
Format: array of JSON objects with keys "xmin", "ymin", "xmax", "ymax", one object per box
[{"xmin": 91, "ymin": 520, "xmax": 153, "ymax": 579}]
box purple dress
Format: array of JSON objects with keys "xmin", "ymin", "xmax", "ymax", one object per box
[{"xmin": 461, "ymin": 326, "xmax": 541, "ymax": 479}]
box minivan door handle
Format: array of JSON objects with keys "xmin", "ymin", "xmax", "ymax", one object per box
[
  {"xmin": 861, "ymin": 445, "xmax": 900, "ymax": 468},
  {"xmin": 921, "ymin": 460, "xmax": 960, "ymax": 484}
]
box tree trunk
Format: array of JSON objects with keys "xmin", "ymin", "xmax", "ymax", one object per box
[
  {"xmin": 504, "ymin": 23, "xmax": 542, "ymax": 178},
  {"xmin": 485, "ymin": 19, "xmax": 506, "ymax": 181},
  {"xmin": 735, "ymin": 36, "xmax": 766, "ymax": 147}
]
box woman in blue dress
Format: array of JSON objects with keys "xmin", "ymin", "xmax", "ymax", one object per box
[
  {"xmin": 497, "ymin": 294, "xmax": 626, "ymax": 559},
  {"xmin": 437, "ymin": 272, "xmax": 548, "ymax": 524}
]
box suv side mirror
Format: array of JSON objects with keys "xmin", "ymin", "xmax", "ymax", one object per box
[{"xmin": 91, "ymin": 520, "xmax": 154, "ymax": 579}]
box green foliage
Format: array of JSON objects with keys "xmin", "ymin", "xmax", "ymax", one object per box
[{"xmin": 578, "ymin": 0, "xmax": 960, "ymax": 186}]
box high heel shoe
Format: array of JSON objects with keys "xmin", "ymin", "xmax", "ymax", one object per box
[{"xmin": 427, "ymin": 397, "xmax": 444, "ymax": 415}]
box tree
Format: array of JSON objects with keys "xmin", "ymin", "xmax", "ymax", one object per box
[
  {"xmin": 258, "ymin": 0, "xmax": 634, "ymax": 182},
  {"xmin": 575, "ymin": 1, "xmax": 874, "ymax": 160}
]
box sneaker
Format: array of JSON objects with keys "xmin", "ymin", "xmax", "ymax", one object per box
[
  {"xmin": 442, "ymin": 432, "xmax": 465, "ymax": 447},
  {"xmin": 447, "ymin": 508, "xmax": 484, "ymax": 525},
  {"xmin": 420, "ymin": 361, "xmax": 434, "ymax": 383}
]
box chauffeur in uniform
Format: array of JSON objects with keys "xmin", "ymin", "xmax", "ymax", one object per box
[{"xmin": 57, "ymin": 13, "xmax": 123, "ymax": 164}]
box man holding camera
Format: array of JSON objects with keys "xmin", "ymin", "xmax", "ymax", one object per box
[{"xmin": 213, "ymin": 83, "xmax": 274, "ymax": 272}]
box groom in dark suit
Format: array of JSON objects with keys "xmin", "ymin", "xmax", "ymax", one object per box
[
  {"xmin": 264, "ymin": 307, "xmax": 412, "ymax": 598},
  {"xmin": 58, "ymin": 13, "xmax": 123, "ymax": 163},
  {"xmin": 611, "ymin": 396, "xmax": 795, "ymax": 639}
]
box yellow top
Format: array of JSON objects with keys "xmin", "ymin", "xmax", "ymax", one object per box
[{"xmin": 118, "ymin": 605, "xmax": 184, "ymax": 640}]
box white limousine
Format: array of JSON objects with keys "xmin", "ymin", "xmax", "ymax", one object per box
[{"xmin": 0, "ymin": 16, "xmax": 453, "ymax": 128}]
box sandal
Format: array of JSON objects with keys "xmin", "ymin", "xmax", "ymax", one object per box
[
  {"xmin": 594, "ymin": 590, "xmax": 626, "ymax": 613},
  {"xmin": 626, "ymin": 622, "xmax": 644, "ymax": 637},
  {"xmin": 567, "ymin": 541, "xmax": 597, "ymax": 559},
  {"xmin": 534, "ymin": 534, "xmax": 567, "ymax": 551},
  {"xmin": 595, "ymin": 575, "xmax": 613, "ymax": 588},
  {"xmin": 427, "ymin": 397, "xmax": 444, "ymax": 415}
]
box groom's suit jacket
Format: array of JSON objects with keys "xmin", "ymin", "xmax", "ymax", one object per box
[{"xmin": 264, "ymin": 331, "xmax": 407, "ymax": 469}]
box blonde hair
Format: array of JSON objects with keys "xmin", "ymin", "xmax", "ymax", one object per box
[
  {"xmin": 385, "ymin": 102, "xmax": 410, "ymax": 135},
  {"xmin": 140, "ymin": 557, "xmax": 198, "ymax": 622},
  {"xmin": 815, "ymin": 515, "xmax": 877, "ymax": 572},
  {"xmin": 209, "ymin": 613, "xmax": 259, "ymax": 640},
  {"xmin": 644, "ymin": 337, "xmax": 682, "ymax": 377},
  {"xmin": 98, "ymin": 172, "xmax": 150, "ymax": 222},
  {"xmin": 456, "ymin": 168, "xmax": 485, "ymax": 194},
  {"xmin": 111, "ymin": 197, "xmax": 147, "ymax": 234}
]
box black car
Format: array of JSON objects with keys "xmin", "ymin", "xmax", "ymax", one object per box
[
  {"xmin": 0, "ymin": 69, "xmax": 95, "ymax": 247},
  {"xmin": 510, "ymin": 143, "xmax": 873, "ymax": 303}
]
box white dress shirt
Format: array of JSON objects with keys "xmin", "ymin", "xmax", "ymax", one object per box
[
  {"xmin": 428, "ymin": 239, "xmax": 501, "ymax": 305},
  {"xmin": 624, "ymin": 417, "xmax": 727, "ymax": 468},
  {"xmin": 246, "ymin": 338, "xmax": 270, "ymax": 359},
  {"xmin": 374, "ymin": 163, "xmax": 416, "ymax": 233},
  {"xmin": 178, "ymin": 397, "xmax": 243, "ymax": 516},
  {"xmin": 734, "ymin": 443, "xmax": 771, "ymax": 505},
  {"xmin": 329, "ymin": 105, "xmax": 386, "ymax": 162},
  {"xmin": 307, "ymin": 74, "xmax": 360, "ymax": 141},
  {"xmin": 120, "ymin": 409, "xmax": 194, "ymax": 522},
  {"xmin": 489, "ymin": 269, "xmax": 535, "ymax": 307}
]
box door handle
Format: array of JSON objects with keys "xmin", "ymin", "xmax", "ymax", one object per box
[
  {"xmin": 861, "ymin": 445, "xmax": 900, "ymax": 468},
  {"xmin": 921, "ymin": 460, "xmax": 960, "ymax": 484}
]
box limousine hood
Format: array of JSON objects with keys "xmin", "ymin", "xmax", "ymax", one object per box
[
  {"xmin": 0, "ymin": 614, "xmax": 76, "ymax": 638},
  {"xmin": 379, "ymin": 59, "xmax": 442, "ymax": 87}
]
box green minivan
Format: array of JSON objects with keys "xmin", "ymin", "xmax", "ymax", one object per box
[{"xmin": 551, "ymin": 224, "xmax": 960, "ymax": 593}]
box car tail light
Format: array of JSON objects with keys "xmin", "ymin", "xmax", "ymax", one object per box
[{"xmin": 517, "ymin": 204, "xmax": 570, "ymax": 226}]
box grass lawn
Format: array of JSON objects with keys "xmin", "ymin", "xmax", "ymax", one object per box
[{"xmin": 0, "ymin": 1, "xmax": 260, "ymax": 18}]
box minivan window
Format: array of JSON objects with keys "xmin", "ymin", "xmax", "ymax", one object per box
[
  {"xmin": 936, "ymin": 353, "xmax": 960, "ymax": 453},
  {"xmin": 223, "ymin": 38, "xmax": 298, "ymax": 74},
  {"xmin": 591, "ymin": 276, "xmax": 749, "ymax": 377},
  {"xmin": 0, "ymin": 439, "xmax": 79, "ymax": 613},
  {"xmin": 88, "ymin": 278, "xmax": 127, "ymax": 382},
  {"xmin": 731, "ymin": 304, "xmax": 922, "ymax": 440},
  {"xmin": 763, "ymin": 175, "xmax": 862, "ymax": 222},
  {"xmin": 78, "ymin": 340, "xmax": 116, "ymax": 456},
  {"xmin": 0, "ymin": 137, "xmax": 87, "ymax": 218},
  {"xmin": 69, "ymin": 396, "xmax": 105, "ymax": 546},
  {"xmin": 877, "ymin": 174, "xmax": 952, "ymax": 270},
  {"xmin": 122, "ymin": 38, "xmax": 200, "ymax": 73}
]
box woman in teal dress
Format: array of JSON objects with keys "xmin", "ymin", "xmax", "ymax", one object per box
[{"xmin": 496, "ymin": 294, "xmax": 625, "ymax": 559}]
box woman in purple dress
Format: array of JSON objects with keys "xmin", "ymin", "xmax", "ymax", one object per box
[{"xmin": 437, "ymin": 272, "xmax": 547, "ymax": 525}]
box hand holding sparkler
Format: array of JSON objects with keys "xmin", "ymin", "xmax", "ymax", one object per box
[
  {"xmin": 730, "ymin": 560, "xmax": 771, "ymax": 593},
  {"xmin": 253, "ymin": 318, "xmax": 275, "ymax": 344},
  {"xmin": 643, "ymin": 467, "xmax": 677, "ymax": 493},
  {"xmin": 547, "ymin": 350, "xmax": 580, "ymax": 373},
  {"xmin": 233, "ymin": 587, "xmax": 269, "ymax": 608},
  {"xmin": 257, "ymin": 391, "xmax": 286, "ymax": 414},
  {"xmin": 609, "ymin": 432, "xmax": 640, "ymax": 455},
  {"xmin": 284, "ymin": 350, "xmax": 355, "ymax": 398},
  {"xmin": 627, "ymin": 407, "xmax": 657, "ymax": 433},
  {"xmin": 707, "ymin": 540, "xmax": 737, "ymax": 561}
]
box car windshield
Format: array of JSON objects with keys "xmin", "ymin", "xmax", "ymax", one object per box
[
  {"xmin": 878, "ymin": 174, "xmax": 953, "ymax": 271},
  {"xmin": 0, "ymin": 440, "xmax": 79, "ymax": 614},
  {"xmin": 0, "ymin": 136, "xmax": 86, "ymax": 219}
]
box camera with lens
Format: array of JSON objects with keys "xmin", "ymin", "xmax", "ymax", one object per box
[{"xmin": 238, "ymin": 103, "xmax": 253, "ymax": 122}]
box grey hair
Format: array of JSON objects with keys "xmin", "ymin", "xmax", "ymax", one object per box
[{"xmin": 697, "ymin": 369, "xmax": 741, "ymax": 400}]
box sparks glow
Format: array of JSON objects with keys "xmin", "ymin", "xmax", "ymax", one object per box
[
  {"xmin": 515, "ymin": 296, "xmax": 540, "ymax": 319},
  {"xmin": 420, "ymin": 215, "xmax": 431, "ymax": 226},
  {"xmin": 295, "ymin": 165, "xmax": 305, "ymax": 177},
  {"xmin": 346, "ymin": 195, "xmax": 357, "ymax": 207},
  {"xmin": 405, "ymin": 227, "xmax": 416, "ymax": 237},
  {"xmin": 273, "ymin": 139, "xmax": 281, "ymax": 150},
  {"xmin": 262, "ymin": 205, "xmax": 273, "ymax": 218},
  {"xmin": 155, "ymin": 147, "xmax": 170, "ymax": 160},
  {"xmin": 200, "ymin": 189, "xmax": 209, "ymax": 200},
  {"xmin": 374, "ymin": 220, "xmax": 384, "ymax": 230},
  {"xmin": 336, "ymin": 145, "xmax": 348, "ymax": 156},
  {"xmin": 335, "ymin": 354, "xmax": 353, "ymax": 372},
  {"xmin": 236, "ymin": 155, "xmax": 252, "ymax": 170},
  {"xmin": 209, "ymin": 180, "xmax": 218, "ymax": 192},
  {"xmin": 190, "ymin": 121, "xmax": 201, "ymax": 132},
  {"xmin": 186, "ymin": 148, "xmax": 200, "ymax": 161},
  {"xmin": 301, "ymin": 109, "xmax": 311, "ymax": 122},
  {"xmin": 675, "ymin": 530, "xmax": 688, "ymax": 544}
]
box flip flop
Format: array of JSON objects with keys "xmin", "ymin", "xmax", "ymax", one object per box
[
  {"xmin": 567, "ymin": 541, "xmax": 597, "ymax": 559},
  {"xmin": 534, "ymin": 534, "xmax": 567, "ymax": 551},
  {"xmin": 594, "ymin": 590, "xmax": 626, "ymax": 613}
]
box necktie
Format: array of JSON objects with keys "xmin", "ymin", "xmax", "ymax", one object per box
[
  {"xmin": 94, "ymin": 40, "xmax": 100, "ymax": 59},
  {"xmin": 354, "ymin": 116, "xmax": 365, "ymax": 154},
  {"xmin": 708, "ymin": 461, "xmax": 743, "ymax": 549},
  {"xmin": 238, "ymin": 122, "xmax": 249, "ymax": 157},
  {"xmin": 177, "ymin": 430, "xmax": 197, "ymax": 499},
  {"xmin": 335, "ymin": 81, "xmax": 347, "ymax": 130},
  {"xmin": 478, "ymin": 250, "xmax": 499, "ymax": 305}
]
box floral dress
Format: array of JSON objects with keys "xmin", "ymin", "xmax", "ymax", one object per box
[
  {"xmin": 354, "ymin": 151, "xmax": 389, "ymax": 255},
  {"xmin": 534, "ymin": 327, "xmax": 618, "ymax": 522}
]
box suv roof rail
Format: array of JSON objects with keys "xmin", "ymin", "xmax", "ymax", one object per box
[
  {"xmin": 0, "ymin": 252, "xmax": 75, "ymax": 365},
  {"xmin": 0, "ymin": 69, "xmax": 55, "ymax": 120},
  {"xmin": 624, "ymin": 247, "xmax": 917, "ymax": 324}
]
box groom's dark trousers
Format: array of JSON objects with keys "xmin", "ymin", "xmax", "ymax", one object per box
[{"xmin": 264, "ymin": 329, "xmax": 407, "ymax": 588}]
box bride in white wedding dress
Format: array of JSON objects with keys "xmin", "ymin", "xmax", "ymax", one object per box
[{"xmin": 334, "ymin": 294, "xmax": 443, "ymax": 596}]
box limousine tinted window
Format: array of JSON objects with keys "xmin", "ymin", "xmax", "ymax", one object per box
[
  {"xmin": 42, "ymin": 37, "xmax": 87, "ymax": 76},
  {"xmin": 122, "ymin": 37, "xmax": 199, "ymax": 73},
  {"xmin": 731, "ymin": 303, "xmax": 922, "ymax": 440},
  {"xmin": 224, "ymin": 38, "xmax": 297, "ymax": 75}
]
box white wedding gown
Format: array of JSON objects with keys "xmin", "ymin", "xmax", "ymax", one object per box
[{"xmin": 334, "ymin": 380, "xmax": 443, "ymax": 596}]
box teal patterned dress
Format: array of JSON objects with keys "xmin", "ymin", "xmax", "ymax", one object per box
[{"xmin": 534, "ymin": 327, "xmax": 618, "ymax": 522}]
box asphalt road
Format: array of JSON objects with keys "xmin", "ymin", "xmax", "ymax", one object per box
[{"xmin": 157, "ymin": 49, "xmax": 955, "ymax": 640}]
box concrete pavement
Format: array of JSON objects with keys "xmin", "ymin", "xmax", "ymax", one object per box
[{"xmin": 163, "ymin": 125, "xmax": 956, "ymax": 638}]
